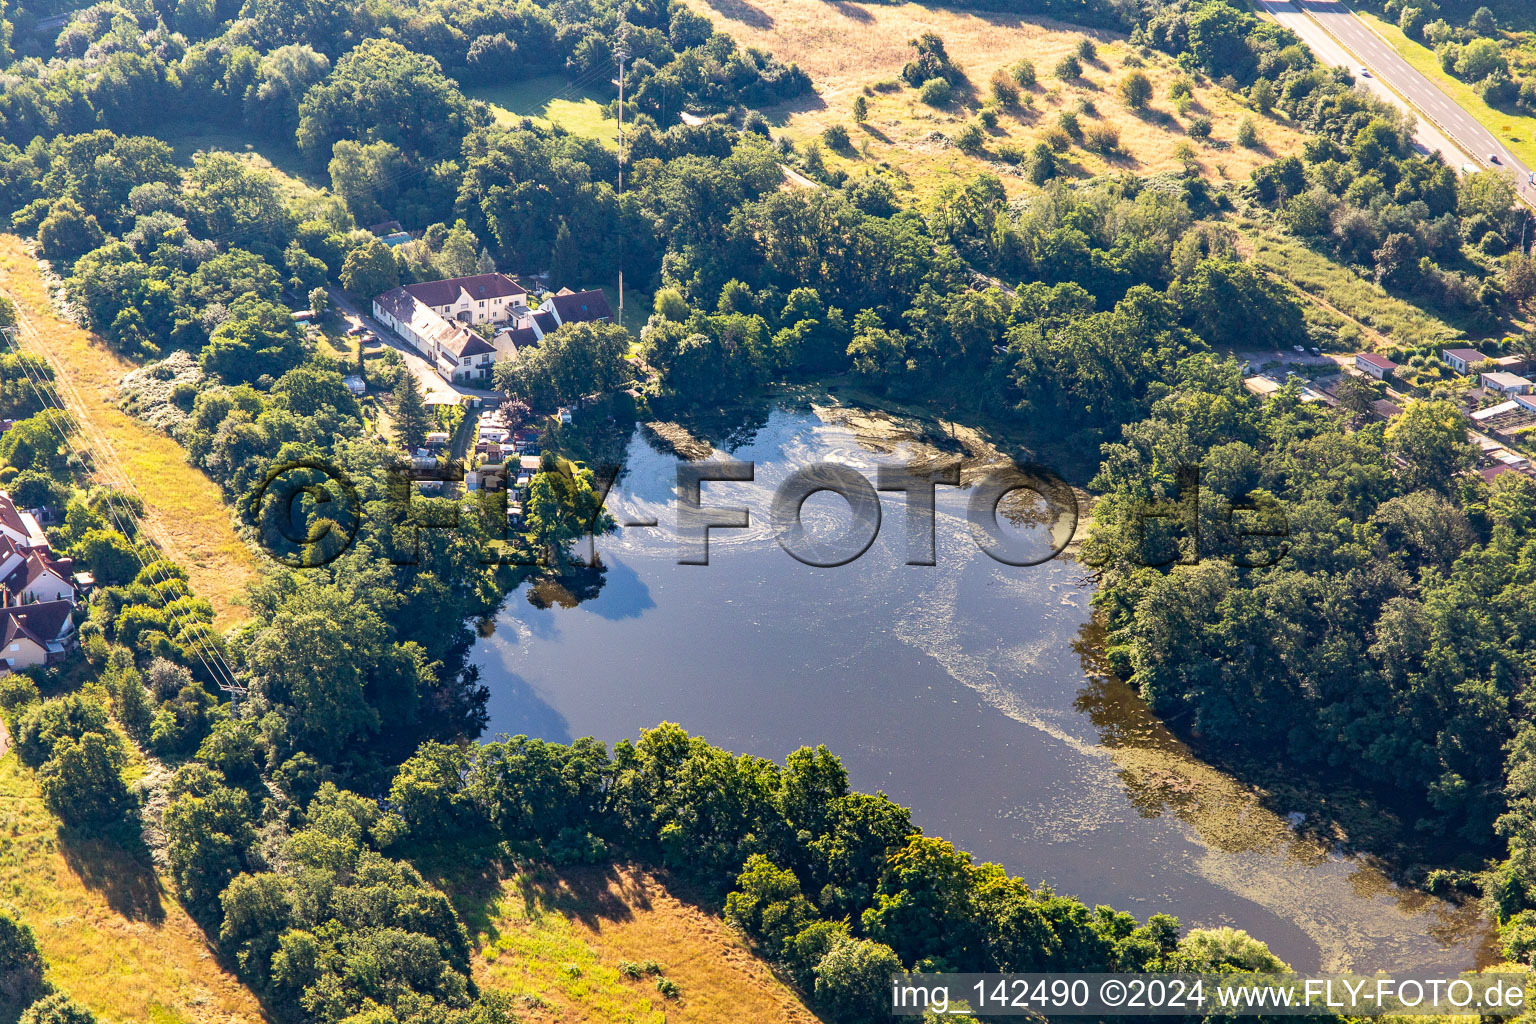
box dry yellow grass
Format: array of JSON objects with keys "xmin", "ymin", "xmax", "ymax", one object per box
[
  {"xmin": 0, "ymin": 234, "xmax": 257, "ymax": 628},
  {"xmin": 0, "ymin": 755, "xmax": 267, "ymax": 1024},
  {"xmin": 686, "ymin": 0, "xmax": 1304, "ymax": 197},
  {"xmin": 465, "ymin": 865, "xmax": 821, "ymax": 1024}
]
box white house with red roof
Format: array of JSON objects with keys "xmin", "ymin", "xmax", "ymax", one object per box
[
  {"xmin": 373, "ymin": 274, "xmax": 615, "ymax": 385},
  {"xmin": 1353, "ymin": 353, "xmax": 1398, "ymax": 380},
  {"xmin": 0, "ymin": 491, "xmax": 78, "ymax": 674},
  {"xmin": 0, "ymin": 600, "xmax": 75, "ymax": 672}
]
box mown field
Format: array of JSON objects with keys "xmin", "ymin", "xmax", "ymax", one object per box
[
  {"xmin": 684, "ymin": 0, "xmax": 1305, "ymax": 198},
  {"xmin": 0, "ymin": 754, "xmax": 267, "ymax": 1024},
  {"xmin": 464, "ymin": 76, "xmax": 620, "ymax": 147},
  {"xmin": 0, "ymin": 234, "xmax": 258, "ymax": 628},
  {"xmin": 456, "ymin": 865, "xmax": 821, "ymax": 1024}
]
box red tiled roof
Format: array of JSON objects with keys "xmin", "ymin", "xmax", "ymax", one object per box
[
  {"xmin": 402, "ymin": 274, "xmax": 528, "ymax": 308},
  {"xmin": 548, "ymin": 289, "xmax": 613, "ymax": 324},
  {"xmin": 0, "ymin": 600, "xmax": 73, "ymax": 649},
  {"xmin": 2, "ymin": 549, "xmax": 70, "ymax": 596}
]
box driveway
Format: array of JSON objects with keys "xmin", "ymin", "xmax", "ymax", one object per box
[{"xmin": 329, "ymin": 291, "xmax": 498, "ymax": 406}]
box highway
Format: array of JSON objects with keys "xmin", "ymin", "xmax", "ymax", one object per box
[{"xmin": 1256, "ymin": 0, "xmax": 1536, "ymax": 209}]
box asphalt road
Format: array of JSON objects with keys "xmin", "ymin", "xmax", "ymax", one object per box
[{"xmin": 1257, "ymin": 0, "xmax": 1536, "ymax": 209}]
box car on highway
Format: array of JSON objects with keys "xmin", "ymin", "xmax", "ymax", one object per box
[
  {"xmin": 1358, "ymin": 67, "xmax": 1370, "ymax": 77},
  {"xmin": 1489, "ymin": 153, "xmax": 1501, "ymax": 164}
]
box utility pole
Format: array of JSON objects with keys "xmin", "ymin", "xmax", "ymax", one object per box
[{"xmin": 616, "ymin": 46, "xmax": 626, "ymax": 329}]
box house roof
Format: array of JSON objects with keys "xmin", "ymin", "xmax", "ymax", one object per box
[
  {"xmin": 0, "ymin": 600, "xmax": 73, "ymax": 650},
  {"xmin": 402, "ymin": 273, "xmax": 528, "ymax": 308},
  {"xmin": 376, "ymin": 287, "xmax": 494, "ymax": 359},
  {"xmin": 1444, "ymin": 347, "xmax": 1489, "ymax": 363},
  {"xmin": 440, "ymin": 331, "xmax": 496, "ymax": 359},
  {"xmin": 1355, "ymin": 353, "xmax": 1397, "ymax": 370},
  {"xmin": 547, "ymin": 288, "xmax": 613, "ymax": 324},
  {"xmin": 531, "ymin": 311, "xmax": 558, "ymax": 336},
  {"xmin": 1483, "ymin": 465, "xmax": 1521, "ymax": 483},
  {"xmin": 493, "ymin": 327, "xmax": 540, "ymax": 358},
  {"xmin": 1372, "ymin": 399, "xmax": 1403, "ymax": 418},
  {"xmin": 1, "ymin": 547, "xmax": 70, "ymax": 596},
  {"xmin": 1472, "ymin": 400, "xmax": 1521, "ymax": 421},
  {"xmin": 1481, "ymin": 371, "xmax": 1531, "ymax": 388},
  {"xmin": 0, "ymin": 493, "xmax": 31, "ymax": 542}
]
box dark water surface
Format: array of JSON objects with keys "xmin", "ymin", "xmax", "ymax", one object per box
[{"xmin": 471, "ymin": 403, "xmax": 1487, "ymax": 973}]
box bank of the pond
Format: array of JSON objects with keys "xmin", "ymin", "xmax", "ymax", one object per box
[{"xmin": 476, "ymin": 400, "xmax": 1490, "ymax": 973}]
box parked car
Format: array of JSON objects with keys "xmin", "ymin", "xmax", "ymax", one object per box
[{"xmin": 347, "ymin": 324, "xmax": 364, "ymax": 335}]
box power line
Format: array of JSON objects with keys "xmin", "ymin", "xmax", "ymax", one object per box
[
  {"xmin": 0, "ymin": 323, "xmax": 242, "ymax": 694},
  {"xmin": 0, "ymin": 318, "xmax": 244, "ymax": 695}
]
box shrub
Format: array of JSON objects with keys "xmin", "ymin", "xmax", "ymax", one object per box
[
  {"xmin": 617, "ymin": 961, "xmax": 643, "ymax": 979},
  {"xmin": 1122, "ymin": 53, "xmax": 1144, "ymax": 67},
  {"xmin": 1011, "ymin": 58, "xmax": 1036, "ymax": 87},
  {"xmin": 19, "ymin": 994, "xmax": 98, "ymax": 1024},
  {"xmin": 1250, "ymin": 78, "xmax": 1276, "ymax": 113},
  {"xmin": 1400, "ymin": 4, "xmax": 1426, "ymax": 38},
  {"xmin": 1173, "ymin": 93, "xmax": 1193, "ymax": 116},
  {"xmin": 38, "ymin": 731, "xmax": 131, "ymax": 828},
  {"xmin": 1076, "ymin": 37, "xmax": 1097, "ymax": 61},
  {"xmin": 990, "ymin": 70, "xmax": 1019, "ymax": 105},
  {"xmin": 1169, "ymin": 76, "xmax": 1194, "ymax": 100},
  {"xmin": 977, "ymin": 105, "xmax": 999, "ymax": 128},
  {"xmin": 1042, "ymin": 125, "xmax": 1072, "ymax": 152},
  {"xmin": 851, "ymin": 95, "xmax": 868, "ymax": 122},
  {"xmin": 1030, "ymin": 142, "xmax": 1059, "ymax": 184},
  {"xmin": 996, "ymin": 142, "xmax": 1028, "ymax": 164},
  {"xmin": 1055, "ymin": 54, "xmax": 1082, "ymax": 79},
  {"xmin": 814, "ymin": 937, "xmax": 901, "ymax": 1023},
  {"xmin": 1084, "ymin": 123, "xmax": 1121, "ymax": 154},
  {"xmin": 1187, "ymin": 114, "xmax": 1213, "ymax": 139},
  {"xmin": 954, "ymin": 123, "xmax": 985, "ymax": 153},
  {"xmin": 0, "ymin": 675, "xmax": 40, "ymax": 719},
  {"xmin": 0, "ymin": 904, "xmax": 46, "ymax": 1011},
  {"xmin": 1057, "ymin": 110, "xmax": 1082, "ymax": 140},
  {"xmin": 918, "ymin": 77, "xmax": 953, "ymax": 106},
  {"xmin": 1120, "ymin": 70, "xmax": 1153, "ymax": 108},
  {"xmin": 1237, "ymin": 116, "xmax": 1260, "ymax": 147},
  {"xmin": 822, "ymin": 123, "xmax": 851, "ymax": 149},
  {"xmin": 655, "ymin": 978, "xmax": 680, "ymax": 999}
]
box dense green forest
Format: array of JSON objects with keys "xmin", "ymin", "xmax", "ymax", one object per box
[{"xmin": 1, "ymin": 0, "xmax": 1536, "ymax": 1018}]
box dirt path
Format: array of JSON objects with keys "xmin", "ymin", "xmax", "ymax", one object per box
[{"xmin": 0, "ymin": 235, "xmax": 257, "ymax": 628}]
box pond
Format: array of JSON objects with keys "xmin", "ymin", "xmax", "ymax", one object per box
[{"xmin": 471, "ymin": 400, "xmax": 1488, "ymax": 973}]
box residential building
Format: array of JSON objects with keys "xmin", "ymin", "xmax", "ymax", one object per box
[
  {"xmin": 1443, "ymin": 347, "xmax": 1490, "ymax": 374},
  {"xmin": 0, "ymin": 537, "xmax": 73, "ymax": 603},
  {"xmin": 0, "ymin": 492, "xmax": 50, "ymax": 552},
  {"xmin": 1481, "ymin": 371, "xmax": 1534, "ymax": 396},
  {"xmin": 373, "ymin": 275, "xmax": 614, "ymax": 384},
  {"xmin": 1354, "ymin": 353, "xmax": 1398, "ymax": 379},
  {"xmin": 0, "ymin": 600, "xmax": 75, "ymax": 672}
]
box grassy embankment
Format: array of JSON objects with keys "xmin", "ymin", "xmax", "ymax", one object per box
[
  {"xmin": 1238, "ymin": 221, "xmax": 1466, "ymax": 352},
  {"xmin": 683, "ymin": 0, "xmax": 1305, "ymax": 199},
  {"xmin": 0, "ymin": 755, "xmax": 267, "ymax": 1024},
  {"xmin": 1355, "ymin": 11, "xmax": 1536, "ymax": 172},
  {"xmin": 449, "ymin": 863, "xmax": 821, "ymax": 1024},
  {"xmin": 0, "ymin": 234, "xmax": 259, "ymax": 628}
]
